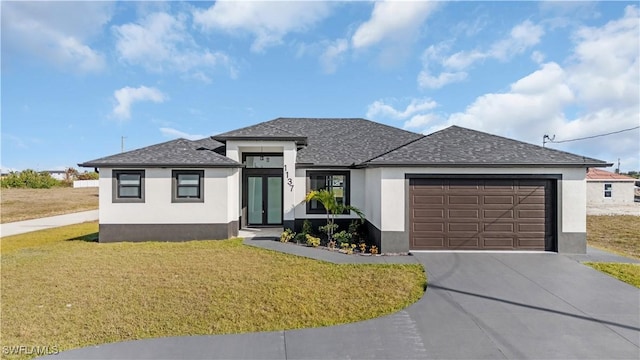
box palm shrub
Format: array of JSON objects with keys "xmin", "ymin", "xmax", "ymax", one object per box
[{"xmin": 304, "ymin": 189, "xmax": 364, "ymax": 242}]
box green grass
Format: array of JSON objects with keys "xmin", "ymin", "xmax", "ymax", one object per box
[
  {"xmin": 0, "ymin": 223, "xmax": 425, "ymax": 359},
  {"xmin": 584, "ymin": 262, "xmax": 640, "ymax": 288}
]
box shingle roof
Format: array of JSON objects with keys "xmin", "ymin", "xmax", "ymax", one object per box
[
  {"xmin": 79, "ymin": 138, "xmax": 241, "ymax": 168},
  {"xmin": 587, "ymin": 168, "xmax": 635, "ymax": 181},
  {"xmin": 215, "ymin": 118, "xmax": 423, "ymax": 167},
  {"xmin": 214, "ymin": 121, "xmax": 307, "ymax": 144},
  {"xmin": 363, "ymin": 125, "xmax": 610, "ymax": 167}
]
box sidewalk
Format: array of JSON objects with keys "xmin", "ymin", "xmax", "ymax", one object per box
[{"xmin": 0, "ymin": 210, "xmax": 99, "ymax": 237}]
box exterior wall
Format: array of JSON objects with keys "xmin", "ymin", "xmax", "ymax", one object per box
[
  {"xmin": 369, "ymin": 167, "xmax": 588, "ymax": 254},
  {"xmin": 98, "ymin": 167, "xmax": 239, "ymax": 242},
  {"xmin": 73, "ymin": 180, "xmax": 99, "ymax": 188},
  {"xmin": 587, "ymin": 181, "xmax": 635, "ymax": 205}
]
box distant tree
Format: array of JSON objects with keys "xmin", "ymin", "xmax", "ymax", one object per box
[
  {"xmin": 77, "ymin": 171, "xmax": 99, "ymax": 180},
  {"xmin": 0, "ymin": 169, "xmax": 61, "ymax": 189}
]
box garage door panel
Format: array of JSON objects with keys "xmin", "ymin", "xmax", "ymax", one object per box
[
  {"xmin": 449, "ymin": 223, "xmax": 479, "ymax": 232},
  {"xmin": 413, "ymin": 195, "xmax": 444, "ymax": 205},
  {"xmin": 449, "ymin": 195, "xmax": 479, "ymax": 204},
  {"xmin": 484, "ymin": 223, "xmax": 514, "ymax": 232},
  {"xmin": 449, "ymin": 209, "xmax": 480, "ymax": 219},
  {"xmin": 518, "ymin": 223, "xmax": 546, "ymax": 232},
  {"xmin": 413, "ymin": 209, "xmax": 444, "ymax": 218},
  {"xmin": 412, "ymin": 237, "xmax": 445, "ymax": 248},
  {"xmin": 448, "ymin": 237, "xmax": 480, "ymax": 248},
  {"xmin": 517, "ymin": 238, "xmax": 545, "ymax": 248},
  {"xmin": 484, "ymin": 209, "xmax": 514, "ymax": 219},
  {"xmin": 484, "ymin": 195, "xmax": 514, "ymax": 204},
  {"xmin": 484, "ymin": 237, "xmax": 515, "ymax": 248},
  {"xmin": 409, "ymin": 178, "xmax": 553, "ymax": 251},
  {"xmin": 518, "ymin": 195, "xmax": 545, "ymax": 204},
  {"xmin": 413, "ymin": 223, "xmax": 444, "ymax": 232},
  {"xmin": 519, "ymin": 209, "xmax": 546, "ymax": 219}
]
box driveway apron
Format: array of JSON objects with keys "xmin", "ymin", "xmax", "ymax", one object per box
[{"xmin": 44, "ymin": 251, "xmax": 640, "ymax": 359}]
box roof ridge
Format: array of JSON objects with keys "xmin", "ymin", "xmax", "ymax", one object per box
[
  {"xmin": 360, "ymin": 134, "xmax": 427, "ymax": 165},
  {"xmin": 262, "ymin": 119, "xmax": 305, "ymax": 137}
]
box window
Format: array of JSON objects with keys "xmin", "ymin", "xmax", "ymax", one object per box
[
  {"xmin": 243, "ymin": 154, "xmax": 284, "ymax": 168},
  {"xmin": 173, "ymin": 170, "xmax": 204, "ymax": 202},
  {"xmin": 604, "ymin": 183, "xmax": 612, "ymax": 198},
  {"xmin": 307, "ymin": 171, "xmax": 350, "ymax": 214},
  {"xmin": 113, "ymin": 170, "xmax": 145, "ymax": 203}
]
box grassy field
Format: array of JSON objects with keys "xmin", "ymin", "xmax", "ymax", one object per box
[
  {"xmin": 586, "ymin": 215, "xmax": 640, "ymax": 288},
  {"xmin": 0, "ymin": 223, "xmax": 426, "ymax": 359},
  {"xmin": 587, "ymin": 215, "xmax": 640, "ymax": 259},
  {"xmin": 0, "ymin": 187, "xmax": 98, "ymax": 223}
]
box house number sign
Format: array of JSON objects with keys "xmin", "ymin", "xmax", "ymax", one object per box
[{"xmin": 284, "ymin": 165, "xmax": 294, "ymax": 192}]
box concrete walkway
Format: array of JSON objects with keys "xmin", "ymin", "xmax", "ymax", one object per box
[
  {"xmin": 0, "ymin": 210, "xmax": 98, "ymax": 237},
  {"xmin": 44, "ymin": 237, "xmax": 640, "ymax": 360}
]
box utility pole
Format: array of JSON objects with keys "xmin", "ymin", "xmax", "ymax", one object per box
[
  {"xmin": 121, "ymin": 136, "xmax": 127, "ymax": 153},
  {"xmin": 616, "ymin": 158, "xmax": 620, "ymax": 174}
]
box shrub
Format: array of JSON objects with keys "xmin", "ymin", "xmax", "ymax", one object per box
[
  {"xmin": 301, "ymin": 219, "xmax": 313, "ymax": 236},
  {"xmin": 305, "ymin": 234, "xmax": 320, "ymax": 247},
  {"xmin": 359, "ymin": 242, "xmax": 367, "ymax": 253},
  {"xmin": 77, "ymin": 171, "xmax": 99, "ymax": 180},
  {"xmin": 280, "ymin": 228, "xmax": 296, "ymax": 243},
  {"xmin": 370, "ymin": 246, "xmax": 379, "ymax": 255},
  {"xmin": 294, "ymin": 233, "xmax": 306, "ymax": 243},
  {"xmin": 333, "ymin": 230, "xmax": 352, "ymax": 244},
  {"xmin": 0, "ymin": 170, "xmax": 61, "ymax": 189},
  {"xmin": 319, "ymin": 223, "xmax": 338, "ymax": 239}
]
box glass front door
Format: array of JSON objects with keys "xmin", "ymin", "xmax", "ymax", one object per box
[{"xmin": 247, "ymin": 175, "xmax": 282, "ymax": 226}]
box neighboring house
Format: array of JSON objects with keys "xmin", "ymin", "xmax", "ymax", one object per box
[
  {"xmin": 79, "ymin": 118, "xmax": 611, "ymax": 254},
  {"xmin": 586, "ymin": 168, "xmax": 636, "ymax": 205},
  {"xmin": 44, "ymin": 170, "xmax": 66, "ymax": 181}
]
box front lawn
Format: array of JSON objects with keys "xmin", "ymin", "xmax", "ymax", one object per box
[
  {"xmin": 0, "ymin": 223, "xmax": 425, "ymax": 359},
  {"xmin": 584, "ymin": 262, "xmax": 640, "ymax": 288}
]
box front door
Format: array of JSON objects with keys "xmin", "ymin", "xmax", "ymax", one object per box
[{"xmin": 247, "ymin": 174, "xmax": 283, "ymax": 226}]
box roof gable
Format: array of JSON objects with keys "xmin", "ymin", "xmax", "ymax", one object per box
[
  {"xmin": 217, "ymin": 117, "xmax": 423, "ymax": 167},
  {"xmin": 79, "ymin": 138, "xmax": 240, "ymax": 168},
  {"xmin": 364, "ymin": 126, "xmax": 610, "ymax": 167}
]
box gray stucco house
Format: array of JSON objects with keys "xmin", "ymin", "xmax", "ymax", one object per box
[{"xmin": 80, "ymin": 117, "xmax": 610, "ymax": 254}]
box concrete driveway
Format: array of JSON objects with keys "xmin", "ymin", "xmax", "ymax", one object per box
[{"xmin": 45, "ymin": 250, "xmax": 639, "ymax": 359}]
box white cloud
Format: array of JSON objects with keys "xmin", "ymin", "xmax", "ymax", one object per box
[
  {"xmin": 2, "ymin": 1, "xmax": 111, "ymax": 72},
  {"xmin": 113, "ymin": 12, "xmax": 235, "ymax": 79},
  {"xmin": 410, "ymin": 7, "xmax": 640, "ymax": 169},
  {"xmin": 443, "ymin": 20, "xmax": 544, "ymax": 71},
  {"xmin": 112, "ymin": 86, "xmax": 168, "ymax": 120},
  {"xmin": 193, "ymin": 1, "xmax": 333, "ymax": 52},
  {"xmin": 320, "ymin": 38, "xmax": 349, "ymax": 74},
  {"xmin": 418, "ymin": 69, "xmax": 467, "ymax": 89},
  {"xmin": 403, "ymin": 113, "xmax": 443, "ymax": 130},
  {"xmin": 367, "ymin": 98, "xmax": 438, "ymax": 120},
  {"xmin": 351, "ymin": 1, "xmax": 439, "ymax": 49},
  {"xmin": 419, "ymin": 20, "xmax": 544, "ymax": 89},
  {"xmin": 159, "ymin": 127, "xmax": 204, "ymax": 141},
  {"xmin": 567, "ymin": 5, "xmax": 639, "ymax": 110}
]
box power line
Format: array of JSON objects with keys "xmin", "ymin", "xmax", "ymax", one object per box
[{"xmin": 543, "ymin": 126, "xmax": 639, "ymax": 146}]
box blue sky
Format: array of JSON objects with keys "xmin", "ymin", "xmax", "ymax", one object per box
[{"xmin": 2, "ymin": 1, "xmax": 639, "ymax": 172}]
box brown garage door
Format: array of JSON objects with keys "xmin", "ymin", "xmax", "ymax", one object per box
[{"xmin": 409, "ymin": 178, "xmax": 554, "ymax": 251}]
